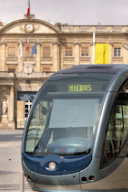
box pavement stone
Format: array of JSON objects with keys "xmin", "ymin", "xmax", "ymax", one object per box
[{"xmin": 0, "ymin": 129, "xmax": 33, "ymax": 192}]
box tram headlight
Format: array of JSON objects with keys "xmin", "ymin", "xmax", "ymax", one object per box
[{"xmin": 48, "ymin": 162, "xmax": 56, "ymax": 171}]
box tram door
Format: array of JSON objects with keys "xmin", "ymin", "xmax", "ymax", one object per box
[{"xmin": 25, "ymin": 101, "xmax": 32, "ymax": 120}]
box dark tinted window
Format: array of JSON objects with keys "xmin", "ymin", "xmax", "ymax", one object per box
[{"xmin": 101, "ymin": 93, "xmax": 128, "ymax": 167}]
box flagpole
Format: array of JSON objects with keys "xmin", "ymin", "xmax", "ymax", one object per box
[
  {"xmin": 19, "ymin": 41, "xmax": 23, "ymax": 71},
  {"xmin": 93, "ymin": 32, "xmax": 95, "ymax": 64},
  {"xmin": 26, "ymin": 33, "xmax": 30, "ymax": 63},
  {"xmin": 26, "ymin": 0, "xmax": 30, "ymax": 18},
  {"xmin": 28, "ymin": 33, "xmax": 29, "ymax": 61},
  {"xmin": 26, "ymin": 0, "xmax": 31, "ymax": 62}
]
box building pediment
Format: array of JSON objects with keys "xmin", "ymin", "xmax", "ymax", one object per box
[{"xmin": 0, "ymin": 18, "xmax": 60, "ymax": 34}]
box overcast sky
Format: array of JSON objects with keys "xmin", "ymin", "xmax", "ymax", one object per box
[{"xmin": 0, "ymin": 0, "xmax": 128, "ymax": 25}]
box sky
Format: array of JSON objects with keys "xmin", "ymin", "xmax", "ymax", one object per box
[{"xmin": 0, "ymin": 0, "xmax": 128, "ymax": 25}]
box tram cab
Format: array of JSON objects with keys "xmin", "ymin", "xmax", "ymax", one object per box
[{"xmin": 22, "ymin": 64, "xmax": 128, "ymax": 192}]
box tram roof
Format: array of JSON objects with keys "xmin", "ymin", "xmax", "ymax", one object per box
[
  {"xmin": 46, "ymin": 64, "xmax": 128, "ymax": 93},
  {"xmin": 53, "ymin": 64, "xmax": 128, "ymax": 76}
]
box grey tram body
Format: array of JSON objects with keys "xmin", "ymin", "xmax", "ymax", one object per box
[{"xmin": 22, "ymin": 64, "xmax": 128, "ymax": 192}]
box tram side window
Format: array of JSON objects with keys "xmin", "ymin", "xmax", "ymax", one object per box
[{"xmin": 101, "ymin": 93, "xmax": 128, "ymax": 167}]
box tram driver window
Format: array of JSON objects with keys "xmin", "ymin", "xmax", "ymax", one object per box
[
  {"xmin": 101, "ymin": 93, "xmax": 128, "ymax": 167},
  {"xmin": 25, "ymin": 100, "xmax": 52, "ymax": 152}
]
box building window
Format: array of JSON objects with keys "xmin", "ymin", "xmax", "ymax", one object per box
[
  {"xmin": 25, "ymin": 101, "xmax": 32, "ymax": 120},
  {"xmin": 81, "ymin": 47, "xmax": 89, "ymax": 56},
  {"xmin": 43, "ymin": 47, "xmax": 50, "ymax": 57},
  {"xmin": 7, "ymin": 43, "xmax": 17, "ymax": 57},
  {"xmin": 8, "ymin": 47, "xmax": 16, "ymax": 57},
  {"xmin": 114, "ymin": 48, "xmax": 121, "ymax": 57},
  {"xmin": 65, "ymin": 47, "xmax": 72, "ymax": 56},
  {"xmin": 8, "ymin": 67, "xmax": 16, "ymax": 72}
]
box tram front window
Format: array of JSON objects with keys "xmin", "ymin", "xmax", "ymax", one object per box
[
  {"xmin": 26, "ymin": 97, "xmax": 99, "ymax": 155},
  {"xmin": 25, "ymin": 74, "xmax": 112, "ymax": 156}
]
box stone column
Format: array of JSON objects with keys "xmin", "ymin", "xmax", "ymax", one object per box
[
  {"xmin": 60, "ymin": 43, "xmax": 64, "ymax": 69},
  {"xmin": 18, "ymin": 41, "xmax": 23, "ymax": 72},
  {"xmin": 1, "ymin": 41, "xmax": 6, "ymax": 71},
  {"xmin": 8, "ymin": 86, "xmax": 15, "ymax": 129},
  {"xmin": 109, "ymin": 43, "xmax": 112, "ymax": 64},
  {"xmin": 53, "ymin": 42, "xmax": 59, "ymax": 71},
  {"xmin": 74, "ymin": 43, "xmax": 80, "ymax": 65},
  {"xmin": 36, "ymin": 42, "xmax": 41, "ymax": 72},
  {"xmin": 58, "ymin": 42, "xmax": 62, "ymax": 70}
]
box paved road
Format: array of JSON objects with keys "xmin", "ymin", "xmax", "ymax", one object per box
[{"xmin": 0, "ymin": 129, "xmax": 32, "ymax": 192}]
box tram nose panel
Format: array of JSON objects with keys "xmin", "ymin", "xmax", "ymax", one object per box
[
  {"xmin": 43, "ymin": 154, "xmax": 92, "ymax": 175},
  {"xmin": 22, "ymin": 153, "xmax": 92, "ymax": 176},
  {"xmin": 23, "ymin": 153, "xmax": 91, "ymax": 187}
]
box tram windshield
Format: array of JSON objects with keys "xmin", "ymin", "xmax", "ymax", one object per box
[{"xmin": 25, "ymin": 73, "xmax": 113, "ymax": 156}]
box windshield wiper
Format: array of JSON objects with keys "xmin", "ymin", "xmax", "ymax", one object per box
[
  {"xmin": 53, "ymin": 149, "xmax": 91, "ymax": 156},
  {"xmin": 73, "ymin": 148, "xmax": 91, "ymax": 155},
  {"xmin": 25, "ymin": 151, "xmax": 35, "ymax": 155}
]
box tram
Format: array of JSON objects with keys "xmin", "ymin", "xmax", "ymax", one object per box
[{"xmin": 22, "ymin": 64, "xmax": 128, "ymax": 192}]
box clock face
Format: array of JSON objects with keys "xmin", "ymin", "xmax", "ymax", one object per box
[{"xmin": 25, "ymin": 24, "xmax": 34, "ymax": 33}]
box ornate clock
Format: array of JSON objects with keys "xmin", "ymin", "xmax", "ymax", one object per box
[{"xmin": 25, "ymin": 24, "xmax": 34, "ymax": 33}]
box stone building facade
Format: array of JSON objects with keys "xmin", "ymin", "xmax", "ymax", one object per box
[{"xmin": 0, "ymin": 17, "xmax": 128, "ymax": 129}]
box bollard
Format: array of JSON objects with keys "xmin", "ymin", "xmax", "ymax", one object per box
[{"xmin": 20, "ymin": 169, "xmax": 24, "ymax": 192}]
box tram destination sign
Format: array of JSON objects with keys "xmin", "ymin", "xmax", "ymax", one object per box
[
  {"xmin": 68, "ymin": 84, "xmax": 92, "ymax": 92},
  {"xmin": 47, "ymin": 79, "xmax": 109, "ymax": 93}
]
